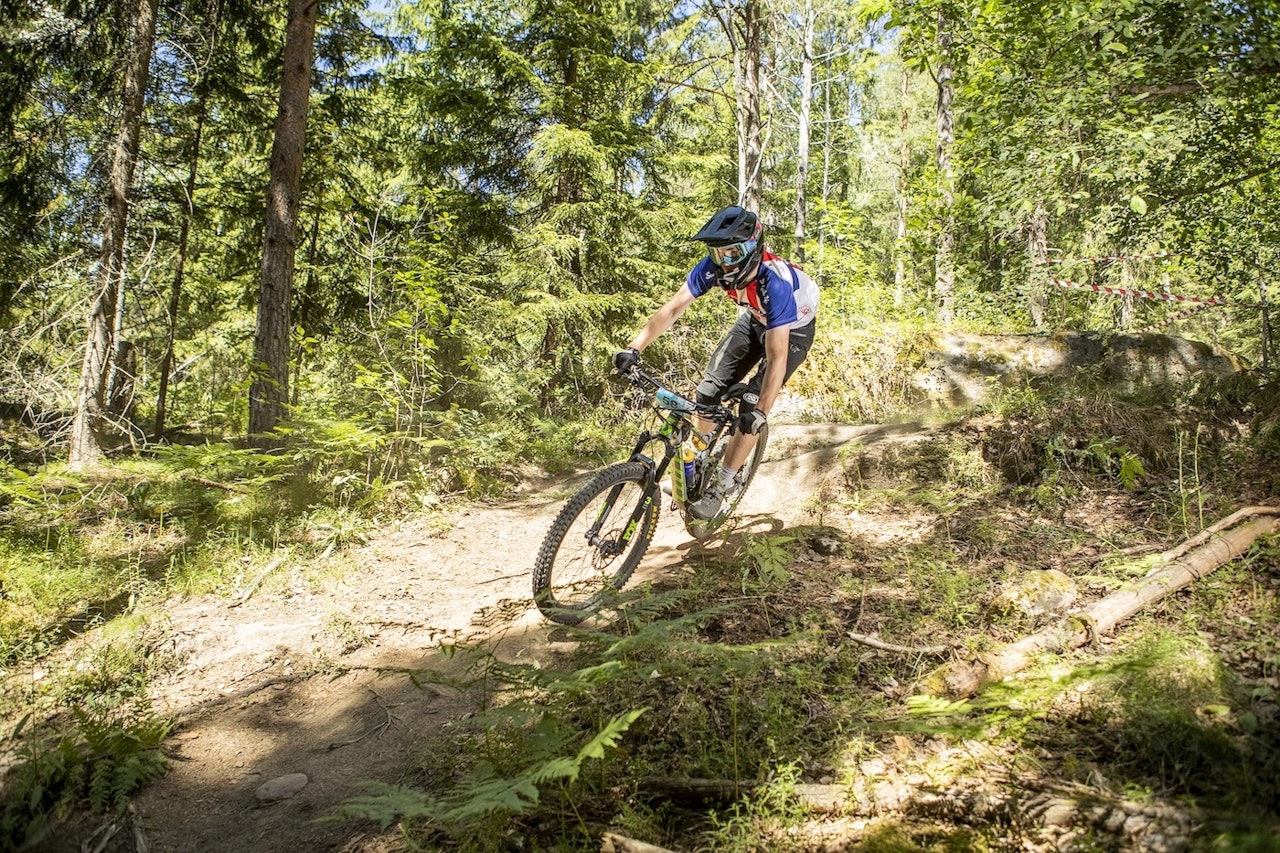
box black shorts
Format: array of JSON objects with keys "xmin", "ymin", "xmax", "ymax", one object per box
[{"xmin": 695, "ymin": 313, "xmax": 816, "ymax": 404}]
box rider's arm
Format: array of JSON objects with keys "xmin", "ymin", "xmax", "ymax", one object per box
[
  {"xmin": 626, "ymin": 284, "xmax": 697, "ymax": 353},
  {"xmin": 756, "ymin": 326, "xmax": 791, "ymax": 415}
]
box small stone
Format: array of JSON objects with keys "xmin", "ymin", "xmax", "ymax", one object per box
[
  {"xmin": 1042, "ymin": 801, "xmax": 1076, "ymax": 826},
  {"xmin": 812, "ymin": 536, "xmax": 843, "ymax": 556},
  {"xmin": 1123, "ymin": 814, "xmax": 1149, "ymax": 835},
  {"xmin": 255, "ymin": 773, "xmax": 308, "ymax": 803}
]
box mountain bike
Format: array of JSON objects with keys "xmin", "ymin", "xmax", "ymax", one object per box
[{"xmin": 532, "ymin": 365, "xmax": 769, "ymax": 625}]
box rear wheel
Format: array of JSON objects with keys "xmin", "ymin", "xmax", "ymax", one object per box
[
  {"xmin": 684, "ymin": 424, "xmax": 768, "ymax": 539},
  {"xmin": 532, "ymin": 462, "xmax": 659, "ymax": 625}
]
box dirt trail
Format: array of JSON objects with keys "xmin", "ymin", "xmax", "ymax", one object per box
[{"xmin": 40, "ymin": 423, "xmax": 923, "ymax": 853}]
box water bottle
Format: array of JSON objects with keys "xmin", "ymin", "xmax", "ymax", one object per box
[{"xmin": 682, "ymin": 443, "xmax": 697, "ymax": 491}]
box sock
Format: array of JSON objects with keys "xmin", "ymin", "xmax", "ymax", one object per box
[{"xmin": 719, "ymin": 466, "xmax": 737, "ymax": 489}]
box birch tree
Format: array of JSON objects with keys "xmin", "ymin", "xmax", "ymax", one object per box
[{"xmin": 932, "ymin": 5, "xmax": 955, "ymax": 325}]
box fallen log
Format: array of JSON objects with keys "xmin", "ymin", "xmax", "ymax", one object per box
[{"xmin": 920, "ymin": 508, "xmax": 1280, "ymax": 698}]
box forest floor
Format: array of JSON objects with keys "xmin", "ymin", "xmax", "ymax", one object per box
[{"xmin": 26, "ymin": 422, "xmax": 912, "ymax": 853}]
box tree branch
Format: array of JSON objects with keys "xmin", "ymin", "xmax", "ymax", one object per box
[
  {"xmin": 1166, "ymin": 161, "xmax": 1280, "ymax": 201},
  {"xmin": 1126, "ymin": 65, "xmax": 1280, "ymax": 98}
]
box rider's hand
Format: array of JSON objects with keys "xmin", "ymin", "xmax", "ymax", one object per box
[
  {"xmin": 612, "ymin": 348, "xmax": 640, "ymax": 375},
  {"xmin": 739, "ymin": 409, "xmax": 767, "ymax": 435}
]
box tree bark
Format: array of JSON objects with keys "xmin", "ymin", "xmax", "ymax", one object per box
[
  {"xmin": 921, "ymin": 509, "xmax": 1280, "ymax": 698},
  {"xmin": 155, "ymin": 98, "xmax": 207, "ymax": 441},
  {"xmin": 1117, "ymin": 261, "xmax": 1135, "ymax": 329},
  {"xmin": 726, "ymin": 0, "xmax": 764, "ymax": 213},
  {"xmin": 1026, "ymin": 206, "xmax": 1048, "ymax": 330},
  {"xmin": 792, "ymin": 0, "xmax": 814, "ymax": 263},
  {"xmin": 249, "ymin": 0, "xmax": 318, "ymax": 443},
  {"xmin": 600, "ymin": 833, "xmax": 678, "ymax": 853},
  {"xmin": 67, "ymin": 0, "xmax": 158, "ymax": 467},
  {"xmin": 894, "ymin": 68, "xmax": 911, "ymax": 306},
  {"xmin": 1259, "ymin": 268, "xmax": 1273, "ymax": 372}
]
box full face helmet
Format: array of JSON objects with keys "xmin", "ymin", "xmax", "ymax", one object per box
[{"xmin": 692, "ymin": 205, "xmax": 764, "ymax": 289}]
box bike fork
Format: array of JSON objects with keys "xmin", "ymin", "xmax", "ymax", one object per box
[{"xmin": 586, "ymin": 478, "xmax": 658, "ymax": 555}]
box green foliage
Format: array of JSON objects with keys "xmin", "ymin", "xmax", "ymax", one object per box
[
  {"xmin": 788, "ymin": 321, "xmax": 938, "ymax": 423},
  {"xmin": 0, "ymin": 706, "xmax": 171, "ymax": 850},
  {"xmin": 1054, "ymin": 631, "xmax": 1267, "ymax": 798},
  {"xmin": 739, "ymin": 534, "xmax": 795, "ymax": 594},
  {"xmin": 331, "ymin": 709, "xmax": 647, "ymax": 842}
]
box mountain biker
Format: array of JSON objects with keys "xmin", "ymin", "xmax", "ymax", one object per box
[{"xmin": 612, "ymin": 205, "xmax": 820, "ymax": 520}]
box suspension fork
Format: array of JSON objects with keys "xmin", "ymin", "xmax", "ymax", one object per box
[{"xmin": 586, "ymin": 435, "xmax": 676, "ymax": 551}]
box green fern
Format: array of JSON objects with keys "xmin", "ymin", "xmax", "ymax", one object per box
[
  {"xmin": 1, "ymin": 707, "xmax": 169, "ymax": 850},
  {"xmin": 75, "ymin": 707, "xmax": 172, "ymax": 815},
  {"xmin": 332, "ymin": 709, "xmax": 647, "ymax": 831}
]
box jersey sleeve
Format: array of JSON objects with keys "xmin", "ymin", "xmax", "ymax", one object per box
[{"xmin": 686, "ymin": 257, "xmax": 720, "ymax": 297}]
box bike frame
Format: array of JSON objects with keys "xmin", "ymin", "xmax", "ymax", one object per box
[{"xmin": 585, "ymin": 370, "xmax": 736, "ymax": 552}]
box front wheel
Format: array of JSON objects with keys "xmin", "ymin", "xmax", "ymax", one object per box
[
  {"xmin": 533, "ymin": 461, "xmax": 660, "ymax": 625},
  {"xmin": 684, "ymin": 424, "xmax": 768, "ymax": 540}
]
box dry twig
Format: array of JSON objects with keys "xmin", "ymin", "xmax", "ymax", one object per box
[{"xmin": 847, "ymin": 631, "xmax": 948, "ymax": 656}]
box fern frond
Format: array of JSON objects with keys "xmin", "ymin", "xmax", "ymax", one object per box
[{"xmin": 328, "ymin": 782, "xmax": 440, "ymax": 829}]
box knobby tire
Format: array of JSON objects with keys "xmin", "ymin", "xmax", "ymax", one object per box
[{"xmin": 532, "ymin": 461, "xmax": 659, "ymax": 625}]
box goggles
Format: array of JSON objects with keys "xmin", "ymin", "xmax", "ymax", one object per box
[{"xmin": 707, "ymin": 237, "xmax": 758, "ymax": 268}]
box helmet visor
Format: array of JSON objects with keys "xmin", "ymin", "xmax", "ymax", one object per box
[{"xmin": 707, "ymin": 237, "xmax": 758, "ymax": 268}]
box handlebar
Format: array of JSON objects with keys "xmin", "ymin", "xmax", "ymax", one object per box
[{"xmin": 622, "ymin": 366, "xmax": 742, "ymax": 422}]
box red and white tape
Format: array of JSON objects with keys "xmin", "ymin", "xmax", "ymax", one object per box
[
  {"xmin": 1130, "ymin": 302, "xmax": 1216, "ymax": 334},
  {"xmin": 1039, "ymin": 252, "xmax": 1172, "ymax": 265},
  {"xmin": 1049, "ymin": 277, "xmax": 1228, "ymax": 306}
]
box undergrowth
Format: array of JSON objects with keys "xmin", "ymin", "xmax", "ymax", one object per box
[
  {"xmin": 0, "ymin": 703, "xmax": 171, "ymax": 851},
  {"xmin": 2, "ymin": 366, "xmax": 1278, "ymax": 849},
  {"xmin": 331, "ymin": 372, "xmax": 1279, "ymax": 851}
]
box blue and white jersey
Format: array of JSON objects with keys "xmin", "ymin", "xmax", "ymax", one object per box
[{"xmin": 687, "ymin": 251, "xmax": 819, "ymax": 330}]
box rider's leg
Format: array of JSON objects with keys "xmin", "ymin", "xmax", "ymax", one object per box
[
  {"xmin": 721, "ymin": 431, "xmax": 757, "ymax": 472},
  {"xmin": 718, "ymin": 319, "xmax": 817, "ymax": 475},
  {"xmin": 696, "ymin": 314, "xmax": 762, "ymax": 411}
]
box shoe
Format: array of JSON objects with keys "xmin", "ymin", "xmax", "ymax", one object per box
[{"xmin": 688, "ymin": 480, "xmax": 727, "ymax": 520}]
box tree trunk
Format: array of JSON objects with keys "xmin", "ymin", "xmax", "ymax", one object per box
[
  {"xmin": 1117, "ymin": 261, "xmax": 1135, "ymax": 329},
  {"xmin": 921, "ymin": 508, "xmax": 1280, "ymax": 699},
  {"xmin": 1026, "ymin": 206, "xmax": 1048, "ymax": 330},
  {"xmin": 1259, "ymin": 268, "xmax": 1272, "ymax": 372},
  {"xmin": 67, "ymin": 0, "xmax": 158, "ymax": 468},
  {"xmin": 933, "ymin": 7, "xmax": 955, "ymax": 325},
  {"xmin": 894, "ymin": 68, "xmax": 911, "ymax": 307},
  {"xmin": 737, "ymin": 0, "xmax": 764, "ymax": 212},
  {"xmin": 155, "ymin": 98, "xmax": 207, "ymax": 441},
  {"xmin": 792, "ymin": 0, "xmax": 814, "ymax": 263},
  {"xmin": 818, "ymin": 68, "xmax": 832, "ymax": 272},
  {"xmin": 600, "ymin": 834, "xmax": 678, "ymax": 853},
  {"xmin": 108, "ymin": 341, "xmax": 137, "ymax": 425},
  {"xmin": 292, "ymin": 209, "xmax": 322, "ymax": 409},
  {"xmin": 248, "ymin": 0, "xmax": 318, "ymax": 442}
]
